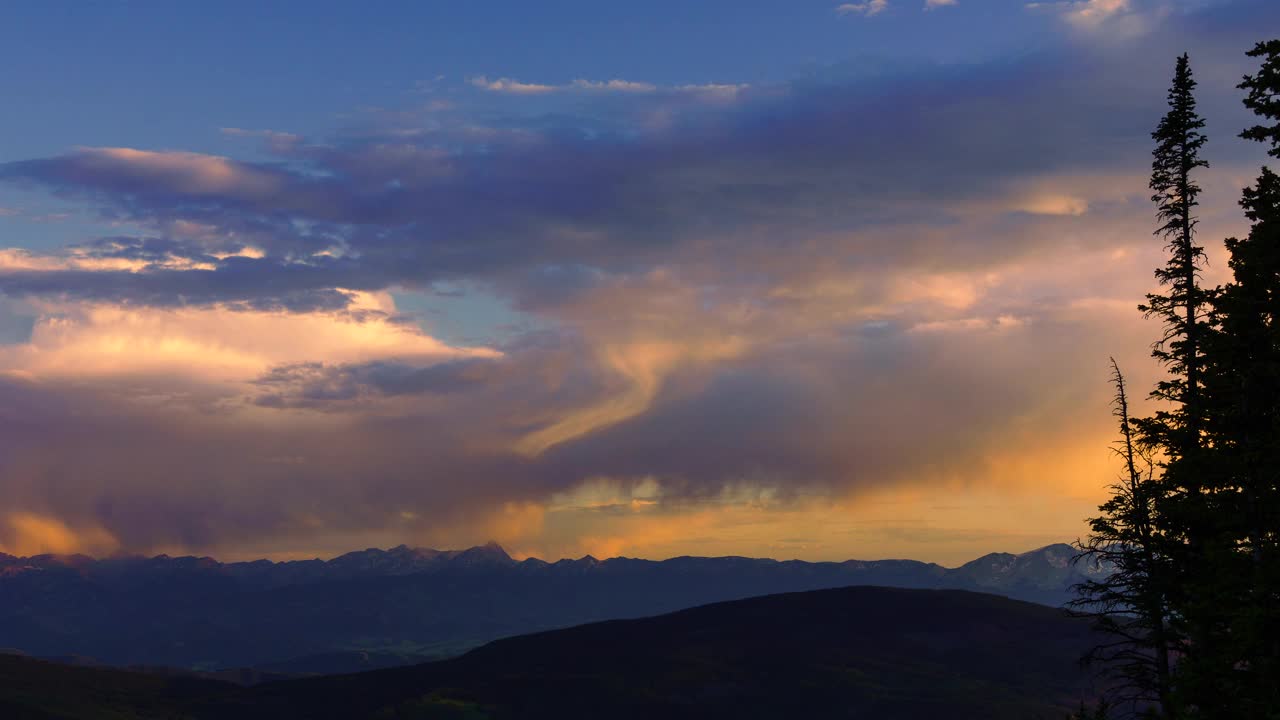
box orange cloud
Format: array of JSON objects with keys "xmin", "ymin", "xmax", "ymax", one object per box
[
  {"xmin": 514, "ymin": 337, "xmax": 745, "ymax": 455},
  {"xmin": 1, "ymin": 512, "xmax": 119, "ymax": 557},
  {"xmin": 71, "ymin": 147, "xmax": 281, "ymax": 197},
  {"xmin": 0, "ymin": 292, "xmax": 496, "ymax": 389},
  {"xmin": 1015, "ymin": 193, "xmax": 1090, "ymax": 217}
]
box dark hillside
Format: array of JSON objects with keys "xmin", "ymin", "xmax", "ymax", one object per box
[
  {"xmin": 0, "ymin": 586, "xmax": 1102, "ymax": 719},
  {"xmin": 217, "ymin": 586, "xmax": 1101, "ymax": 719}
]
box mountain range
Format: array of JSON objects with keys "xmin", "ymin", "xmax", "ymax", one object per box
[
  {"xmin": 0, "ymin": 586, "xmax": 1103, "ymax": 719},
  {"xmin": 0, "ymin": 542, "xmax": 1100, "ymax": 673}
]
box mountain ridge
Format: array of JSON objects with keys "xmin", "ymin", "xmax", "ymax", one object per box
[
  {"xmin": 0, "ymin": 541, "xmax": 1102, "ymax": 673},
  {"xmin": 0, "ymin": 540, "xmax": 1080, "ymax": 580}
]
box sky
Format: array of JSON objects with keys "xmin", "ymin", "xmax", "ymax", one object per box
[{"xmin": 1, "ymin": 0, "xmax": 1277, "ymax": 565}]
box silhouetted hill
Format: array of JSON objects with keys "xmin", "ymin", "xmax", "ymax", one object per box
[
  {"xmin": 0, "ymin": 587, "xmax": 1102, "ymax": 719},
  {"xmin": 0, "ymin": 653, "xmax": 233, "ymax": 719},
  {"xmin": 0, "ymin": 543, "xmax": 1101, "ymax": 672}
]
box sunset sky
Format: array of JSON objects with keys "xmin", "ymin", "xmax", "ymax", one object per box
[{"xmin": 1, "ymin": 0, "xmax": 1277, "ymax": 565}]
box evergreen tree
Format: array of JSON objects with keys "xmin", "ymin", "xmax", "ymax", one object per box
[
  {"xmin": 1072, "ymin": 360, "xmax": 1177, "ymax": 719},
  {"xmin": 1140, "ymin": 53, "xmax": 1211, "ymax": 448},
  {"xmin": 1240, "ymin": 40, "xmax": 1280, "ymax": 157},
  {"xmin": 1080, "ymin": 40, "xmax": 1280, "ymax": 720},
  {"xmin": 1190, "ymin": 38, "xmax": 1280, "ymax": 719},
  {"xmin": 1129, "ymin": 53, "xmax": 1212, "ymax": 718}
]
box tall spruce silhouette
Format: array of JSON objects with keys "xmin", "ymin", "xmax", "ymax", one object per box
[
  {"xmin": 1137, "ymin": 53, "xmax": 1211, "ymax": 474},
  {"xmin": 1131, "ymin": 53, "xmax": 1214, "ymax": 718},
  {"xmin": 1072, "ymin": 360, "xmax": 1177, "ymax": 718},
  {"xmin": 1129, "ymin": 53, "xmax": 1214, "ymax": 719},
  {"xmin": 1142, "ymin": 53, "xmax": 1211, "ymax": 434},
  {"xmin": 1076, "ymin": 53, "xmax": 1214, "ymax": 720}
]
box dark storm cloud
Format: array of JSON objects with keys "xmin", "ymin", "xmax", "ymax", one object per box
[
  {"xmin": 248, "ymin": 330, "xmax": 611, "ymax": 412},
  {"xmin": 251, "ymin": 358, "xmax": 505, "ymax": 407},
  {"xmin": 0, "ymin": 262, "xmax": 365, "ymax": 312},
  {"xmin": 1, "ymin": 0, "xmax": 1277, "ymax": 559},
  {"xmin": 0, "ymin": 289, "xmax": 1152, "ymax": 557},
  {"xmin": 5, "ymin": 4, "xmax": 1264, "ymax": 310}
]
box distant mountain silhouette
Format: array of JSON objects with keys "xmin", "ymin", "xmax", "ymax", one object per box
[
  {"xmin": 0, "ymin": 586, "xmax": 1103, "ymax": 719},
  {"xmin": 0, "ymin": 542, "xmax": 1101, "ymax": 672}
]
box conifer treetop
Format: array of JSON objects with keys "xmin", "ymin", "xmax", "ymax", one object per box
[{"xmin": 1240, "ymin": 40, "xmax": 1280, "ymax": 157}]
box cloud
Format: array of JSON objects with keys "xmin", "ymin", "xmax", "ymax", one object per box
[
  {"xmin": 0, "ymin": 291, "xmax": 493, "ymax": 390},
  {"xmin": 569, "ymin": 78, "xmax": 659, "ymax": 93},
  {"xmin": 471, "ymin": 76, "xmax": 663, "ymax": 95},
  {"xmin": 0, "ymin": 0, "xmax": 1274, "ymax": 560},
  {"xmin": 58, "ymin": 147, "xmax": 283, "ymax": 197},
  {"xmin": 0, "ymin": 512, "xmax": 118, "ymax": 557},
  {"xmin": 1015, "ymin": 193, "xmax": 1090, "ymax": 216},
  {"xmin": 1027, "ymin": 0, "xmax": 1136, "ymax": 29},
  {"xmin": 220, "ymin": 127, "xmax": 304, "ymax": 154},
  {"xmin": 469, "ymin": 75, "xmax": 747, "ymax": 99},
  {"xmin": 925, "ymin": 0, "xmax": 958, "ymax": 8},
  {"xmin": 0, "ymin": 266, "xmax": 1153, "ymax": 560},
  {"xmin": 469, "ymin": 76, "xmax": 558, "ymax": 94},
  {"xmin": 0, "ymin": 238, "xmax": 268, "ymax": 274},
  {"xmin": 837, "ymin": 0, "xmax": 889, "ymax": 16},
  {"xmin": 0, "ymin": 46, "xmax": 1183, "ymax": 312},
  {"xmin": 250, "ymin": 356, "xmax": 511, "ymax": 409},
  {"xmin": 1064, "ymin": 0, "xmax": 1130, "ymax": 24},
  {"xmin": 513, "ymin": 335, "xmax": 747, "ymax": 456}
]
